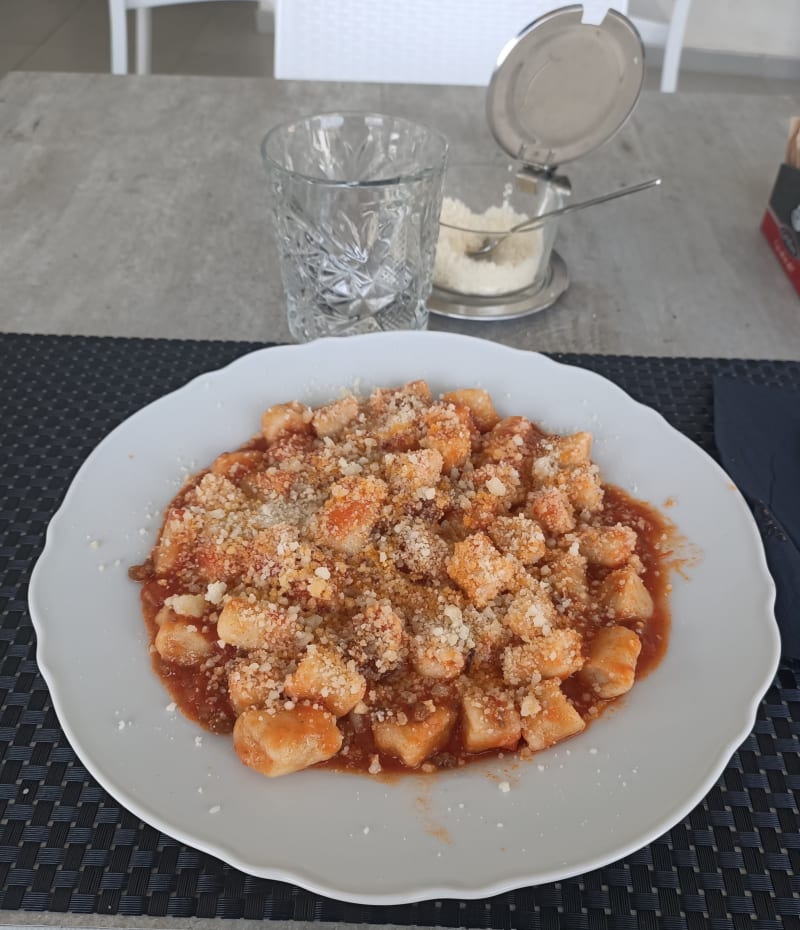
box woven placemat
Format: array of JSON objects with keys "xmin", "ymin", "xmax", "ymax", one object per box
[{"xmin": 1, "ymin": 334, "xmax": 798, "ymax": 928}]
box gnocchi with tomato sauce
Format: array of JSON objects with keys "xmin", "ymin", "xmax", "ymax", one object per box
[{"xmin": 130, "ymin": 382, "xmax": 672, "ymax": 778}]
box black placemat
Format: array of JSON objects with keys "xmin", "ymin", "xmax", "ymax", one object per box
[{"xmin": 1, "ymin": 333, "xmax": 799, "ymax": 929}]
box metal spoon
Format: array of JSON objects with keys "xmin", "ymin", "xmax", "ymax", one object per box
[{"xmin": 466, "ymin": 177, "xmax": 661, "ymax": 258}]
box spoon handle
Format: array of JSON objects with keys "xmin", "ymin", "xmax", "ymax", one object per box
[{"xmin": 513, "ymin": 177, "xmax": 662, "ymax": 233}]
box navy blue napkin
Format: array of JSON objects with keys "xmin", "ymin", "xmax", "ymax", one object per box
[{"xmin": 714, "ymin": 377, "xmax": 800, "ymax": 658}]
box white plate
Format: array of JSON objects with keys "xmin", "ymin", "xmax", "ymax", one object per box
[{"xmin": 29, "ymin": 332, "xmax": 779, "ymax": 905}]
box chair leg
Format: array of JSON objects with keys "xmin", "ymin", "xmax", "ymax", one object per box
[
  {"xmin": 661, "ymin": 0, "xmax": 693, "ymax": 93},
  {"xmin": 135, "ymin": 7, "xmax": 153, "ymax": 75},
  {"xmin": 108, "ymin": 0, "xmax": 128, "ymax": 74}
]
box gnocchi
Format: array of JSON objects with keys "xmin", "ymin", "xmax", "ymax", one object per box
[{"xmin": 130, "ymin": 381, "xmax": 672, "ymax": 779}]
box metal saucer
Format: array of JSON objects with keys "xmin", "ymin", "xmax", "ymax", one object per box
[{"xmin": 428, "ymin": 250, "xmax": 569, "ymax": 322}]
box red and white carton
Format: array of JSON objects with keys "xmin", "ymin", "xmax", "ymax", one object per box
[{"xmin": 761, "ymin": 117, "xmax": 800, "ymax": 296}]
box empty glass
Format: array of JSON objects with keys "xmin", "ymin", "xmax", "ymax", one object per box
[{"xmin": 262, "ymin": 113, "xmax": 448, "ymax": 342}]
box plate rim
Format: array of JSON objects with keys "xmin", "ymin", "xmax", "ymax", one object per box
[{"xmin": 29, "ymin": 332, "xmax": 780, "ymax": 904}]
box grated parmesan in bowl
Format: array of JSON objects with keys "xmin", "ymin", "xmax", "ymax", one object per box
[
  {"xmin": 434, "ymin": 198, "xmax": 547, "ymax": 297},
  {"xmin": 432, "ymin": 164, "xmax": 566, "ymax": 298}
]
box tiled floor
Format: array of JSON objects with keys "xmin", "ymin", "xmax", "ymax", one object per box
[
  {"xmin": 0, "ymin": 0, "xmax": 797, "ymax": 95},
  {"xmin": 0, "ymin": 0, "xmax": 274, "ymax": 78}
]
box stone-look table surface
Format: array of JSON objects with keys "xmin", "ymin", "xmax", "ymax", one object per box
[
  {"xmin": 0, "ymin": 69, "xmax": 798, "ymax": 930},
  {"xmin": 1, "ymin": 71, "xmax": 799, "ymax": 358}
]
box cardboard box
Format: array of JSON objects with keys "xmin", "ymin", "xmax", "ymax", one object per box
[{"xmin": 761, "ymin": 117, "xmax": 800, "ymax": 296}]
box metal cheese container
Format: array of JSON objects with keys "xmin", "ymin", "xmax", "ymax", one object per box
[{"xmin": 430, "ymin": 5, "xmax": 646, "ymax": 321}]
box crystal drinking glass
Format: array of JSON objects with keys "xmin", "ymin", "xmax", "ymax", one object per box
[{"xmin": 262, "ymin": 112, "xmax": 448, "ymax": 342}]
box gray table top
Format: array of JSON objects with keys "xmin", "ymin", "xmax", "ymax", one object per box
[
  {"xmin": 1, "ymin": 70, "xmax": 799, "ymax": 358},
  {"xmin": 0, "ymin": 72, "xmax": 797, "ymax": 930}
]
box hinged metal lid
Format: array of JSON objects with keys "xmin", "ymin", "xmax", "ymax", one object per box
[{"xmin": 486, "ymin": 5, "xmax": 645, "ymax": 169}]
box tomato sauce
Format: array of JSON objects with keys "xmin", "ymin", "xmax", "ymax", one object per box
[{"xmin": 129, "ymin": 389, "xmax": 675, "ymax": 778}]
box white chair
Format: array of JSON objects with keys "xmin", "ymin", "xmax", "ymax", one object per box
[
  {"xmin": 629, "ymin": 0, "xmax": 693, "ymax": 93},
  {"xmin": 107, "ymin": 0, "xmax": 258, "ymax": 75},
  {"xmin": 274, "ymin": 0, "xmax": 692, "ymax": 93}
]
